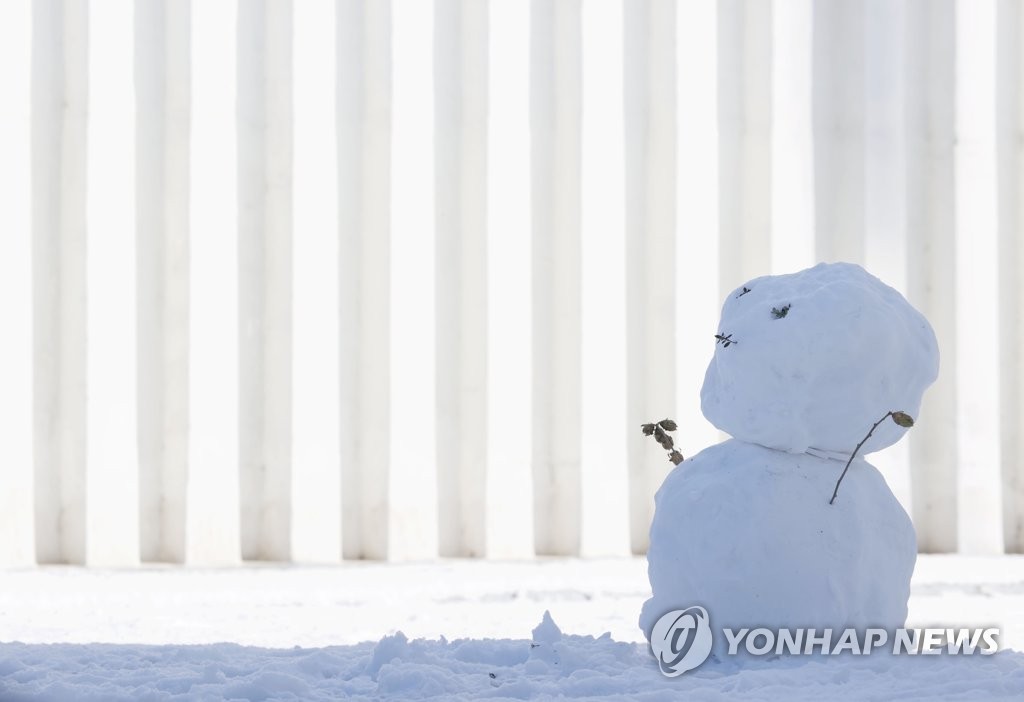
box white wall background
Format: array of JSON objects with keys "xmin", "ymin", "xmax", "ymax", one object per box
[{"xmin": 0, "ymin": 0, "xmax": 1021, "ymax": 566}]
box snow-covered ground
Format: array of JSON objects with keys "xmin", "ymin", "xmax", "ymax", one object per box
[{"xmin": 2, "ymin": 556, "xmax": 1023, "ymax": 700}]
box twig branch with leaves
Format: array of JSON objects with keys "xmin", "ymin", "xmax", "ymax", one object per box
[
  {"xmin": 642, "ymin": 419, "xmax": 684, "ymax": 465},
  {"xmin": 829, "ymin": 411, "xmax": 915, "ymax": 504}
]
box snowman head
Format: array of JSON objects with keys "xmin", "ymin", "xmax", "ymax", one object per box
[{"xmin": 700, "ymin": 262, "xmax": 939, "ymax": 457}]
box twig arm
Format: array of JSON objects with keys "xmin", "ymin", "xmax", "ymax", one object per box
[{"xmin": 829, "ymin": 411, "xmax": 894, "ymax": 505}]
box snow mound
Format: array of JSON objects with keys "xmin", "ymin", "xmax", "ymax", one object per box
[
  {"xmin": 701, "ymin": 262, "xmax": 939, "ymax": 456},
  {"xmin": 640, "ymin": 440, "xmax": 917, "ymax": 657},
  {"xmin": 2, "ymin": 621, "xmax": 1023, "ymax": 700}
]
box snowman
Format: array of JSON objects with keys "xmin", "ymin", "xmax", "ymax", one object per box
[{"xmin": 640, "ymin": 262, "xmax": 939, "ymax": 661}]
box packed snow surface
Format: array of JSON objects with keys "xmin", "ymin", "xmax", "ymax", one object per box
[
  {"xmin": 640, "ymin": 440, "xmax": 917, "ymax": 652},
  {"xmin": 2, "ymin": 623, "xmax": 1023, "ymax": 701},
  {"xmin": 701, "ymin": 262, "xmax": 939, "ymax": 456},
  {"xmin": 1, "ymin": 558, "xmax": 1023, "ymax": 700}
]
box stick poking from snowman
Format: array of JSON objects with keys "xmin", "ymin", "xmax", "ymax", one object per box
[
  {"xmin": 829, "ymin": 410, "xmax": 915, "ymax": 505},
  {"xmin": 641, "ymin": 419, "xmax": 684, "ymax": 465}
]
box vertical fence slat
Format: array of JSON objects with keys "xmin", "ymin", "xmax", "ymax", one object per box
[
  {"xmin": 390, "ymin": 0, "xmax": 439, "ymax": 560},
  {"xmin": 262, "ymin": 6, "xmax": 293, "ymax": 555},
  {"xmin": 771, "ymin": 0, "xmax": 815, "ymax": 274},
  {"xmin": 86, "ymin": 0, "xmax": 139, "ymax": 566},
  {"xmin": 0, "ymin": 0, "xmax": 35, "ymax": 566},
  {"xmin": 162, "ymin": 2, "xmax": 190, "ymax": 564},
  {"xmin": 579, "ymin": 0, "xmax": 629, "ymax": 557},
  {"xmin": 135, "ymin": 0, "xmax": 190, "ymax": 563},
  {"xmin": 905, "ymin": 0, "xmax": 958, "ymax": 553},
  {"xmin": 624, "ymin": 0, "xmax": 677, "ymax": 554},
  {"xmin": 718, "ymin": 0, "xmax": 772, "ymax": 293},
  {"xmin": 530, "ymin": 0, "xmax": 582, "ymax": 556},
  {"xmin": 864, "ymin": 0, "xmax": 908, "ymax": 287},
  {"xmin": 461, "ymin": 0, "xmax": 488, "ymax": 557},
  {"xmin": 135, "ymin": 0, "xmax": 161, "ymax": 563},
  {"xmin": 486, "ymin": 0, "xmax": 534, "ymax": 559},
  {"xmin": 337, "ymin": 0, "xmax": 390, "ymax": 560},
  {"xmin": 955, "ymin": 0, "xmax": 1004, "ymax": 555},
  {"xmin": 337, "ymin": 0, "xmax": 363, "ymax": 561},
  {"xmin": 436, "ymin": 0, "xmax": 488, "ymax": 557},
  {"xmin": 436, "ymin": 0, "xmax": 460, "ymax": 556},
  {"xmin": 238, "ymin": 0, "xmax": 294, "ymax": 561},
  {"xmin": 998, "ymin": 0, "xmax": 1024, "ymax": 553},
  {"xmin": 188, "ymin": 0, "xmax": 240, "ymax": 564},
  {"xmin": 32, "ymin": 0, "xmax": 88, "ymax": 564},
  {"xmin": 863, "ymin": 0, "xmax": 913, "ymax": 514},
  {"xmin": 812, "ymin": 0, "xmax": 866, "ymax": 264},
  {"xmin": 292, "ymin": 0, "xmax": 342, "ymax": 563},
  {"xmin": 675, "ymin": 0, "xmax": 721, "ymax": 465}
]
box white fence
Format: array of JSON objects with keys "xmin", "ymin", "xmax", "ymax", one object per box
[{"xmin": 0, "ymin": 0, "xmax": 1020, "ymax": 566}]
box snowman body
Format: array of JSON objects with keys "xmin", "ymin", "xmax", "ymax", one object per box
[{"xmin": 641, "ymin": 263, "xmax": 939, "ymax": 656}]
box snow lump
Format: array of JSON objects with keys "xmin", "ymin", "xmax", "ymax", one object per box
[
  {"xmin": 700, "ymin": 262, "xmax": 939, "ymax": 457},
  {"xmin": 640, "ymin": 440, "xmax": 917, "ymax": 658}
]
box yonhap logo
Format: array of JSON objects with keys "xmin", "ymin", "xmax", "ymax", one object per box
[
  {"xmin": 647, "ymin": 605, "xmax": 999, "ymax": 678},
  {"xmin": 650, "ymin": 606, "xmax": 714, "ymax": 677}
]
